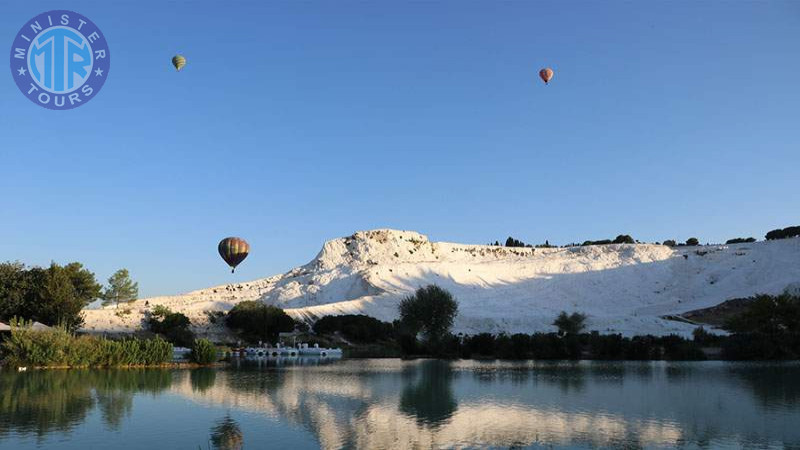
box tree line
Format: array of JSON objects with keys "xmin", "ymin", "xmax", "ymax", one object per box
[
  {"xmin": 0, "ymin": 262, "xmax": 138, "ymax": 331},
  {"xmin": 493, "ymin": 223, "xmax": 799, "ymax": 249}
]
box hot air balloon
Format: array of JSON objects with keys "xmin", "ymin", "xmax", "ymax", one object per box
[
  {"xmin": 539, "ymin": 67, "xmax": 554, "ymax": 84},
  {"xmin": 172, "ymin": 54, "xmax": 186, "ymax": 72},
  {"xmin": 218, "ymin": 237, "xmax": 249, "ymax": 273}
]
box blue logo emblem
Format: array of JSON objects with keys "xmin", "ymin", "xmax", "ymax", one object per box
[{"xmin": 9, "ymin": 10, "xmax": 110, "ymax": 110}]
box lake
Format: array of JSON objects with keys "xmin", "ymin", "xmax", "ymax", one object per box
[{"xmin": 1, "ymin": 359, "xmax": 798, "ymax": 449}]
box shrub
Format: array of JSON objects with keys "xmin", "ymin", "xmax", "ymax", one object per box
[
  {"xmin": 1, "ymin": 321, "xmax": 172, "ymax": 367},
  {"xmin": 765, "ymin": 225, "xmax": 800, "ymax": 241},
  {"xmin": 505, "ymin": 237, "xmax": 527, "ymax": 248},
  {"xmin": 662, "ymin": 240, "xmax": 677, "ymax": 247},
  {"xmin": 582, "ymin": 239, "xmax": 613, "ymax": 246},
  {"xmin": 465, "ymin": 333, "xmax": 496, "ymax": 356},
  {"xmin": 725, "ymin": 237, "xmax": 756, "ymax": 244},
  {"xmin": 723, "ymin": 293, "xmax": 800, "ymax": 335},
  {"xmin": 685, "ymin": 237, "xmax": 700, "ymax": 246},
  {"xmin": 190, "ymin": 338, "xmax": 217, "ymax": 365},
  {"xmin": 225, "ymin": 301, "xmax": 295, "ymax": 343},
  {"xmin": 312, "ymin": 314, "xmax": 393, "ymax": 342},
  {"xmin": 146, "ymin": 306, "xmax": 194, "ymax": 347},
  {"xmin": 613, "ymin": 235, "xmax": 635, "ymax": 244}
]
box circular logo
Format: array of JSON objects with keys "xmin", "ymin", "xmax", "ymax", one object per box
[{"xmin": 9, "ymin": 10, "xmax": 110, "ymax": 110}]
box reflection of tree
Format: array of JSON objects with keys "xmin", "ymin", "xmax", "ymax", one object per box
[
  {"xmin": 731, "ymin": 364, "xmax": 800, "ymax": 407},
  {"xmin": 399, "ymin": 360, "xmax": 457, "ymax": 427},
  {"xmin": 210, "ymin": 415, "xmax": 243, "ymax": 450},
  {"xmin": 0, "ymin": 369, "xmax": 173, "ymax": 438},
  {"xmin": 191, "ymin": 368, "xmax": 217, "ymax": 393},
  {"xmin": 95, "ymin": 390, "xmax": 133, "ymax": 429},
  {"xmin": 0, "ymin": 370, "xmax": 93, "ymax": 438}
]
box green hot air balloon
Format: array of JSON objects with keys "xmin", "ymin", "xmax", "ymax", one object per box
[
  {"xmin": 218, "ymin": 237, "xmax": 249, "ymax": 273},
  {"xmin": 172, "ymin": 54, "xmax": 186, "ymax": 71}
]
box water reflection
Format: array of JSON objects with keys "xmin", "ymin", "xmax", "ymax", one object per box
[
  {"xmin": 0, "ymin": 361, "xmax": 799, "ymax": 449},
  {"xmin": 210, "ymin": 415, "xmax": 243, "ymax": 450},
  {"xmin": 399, "ymin": 360, "xmax": 457, "ymax": 427},
  {"xmin": 0, "ymin": 369, "xmax": 171, "ymax": 438},
  {"xmin": 191, "ymin": 367, "xmax": 217, "ymax": 393}
]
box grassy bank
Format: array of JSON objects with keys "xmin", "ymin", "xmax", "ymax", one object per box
[{"xmin": 2, "ymin": 323, "xmax": 173, "ymax": 368}]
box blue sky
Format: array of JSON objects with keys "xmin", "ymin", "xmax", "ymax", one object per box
[{"xmin": 2, "ymin": 1, "xmax": 798, "ymax": 297}]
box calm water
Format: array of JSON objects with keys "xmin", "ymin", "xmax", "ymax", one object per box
[{"xmin": 1, "ymin": 359, "xmax": 799, "ymax": 449}]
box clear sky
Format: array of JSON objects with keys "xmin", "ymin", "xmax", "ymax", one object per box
[{"xmin": 2, "ymin": 1, "xmax": 798, "ymax": 297}]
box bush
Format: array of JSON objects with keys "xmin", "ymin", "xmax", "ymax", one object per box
[
  {"xmin": 146, "ymin": 306, "xmax": 194, "ymax": 347},
  {"xmin": 505, "ymin": 237, "xmax": 528, "ymax": 248},
  {"xmin": 190, "ymin": 338, "xmax": 217, "ymax": 365},
  {"xmin": 765, "ymin": 225, "xmax": 800, "ymax": 241},
  {"xmin": 725, "ymin": 237, "xmax": 756, "ymax": 244},
  {"xmin": 2, "ymin": 321, "xmax": 172, "ymax": 367},
  {"xmin": 465, "ymin": 333, "xmax": 496, "ymax": 357},
  {"xmin": 685, "ymin": 237, "xmax": 700, "ymax": 246},
  {"xmin": 613, "ymin": 235, "xmax": 635, "ymax": 244},
  {"xmin": 582, "ymin": 239, "xmax": 613, "ymax": 246},
  {"xmin": 662, "ymin": 240, "xmax": 677, "ymax": 247},
  {"xmin": 225, "ymin": 301, "xmax": 295, "ymax": 343},
  {"xmin": 312, "ymin": 314, "xmax": 393, "ymax": 342},
  {"xmin": 723, "ymin": 293, "xmax": 800, "ymax": 335}
]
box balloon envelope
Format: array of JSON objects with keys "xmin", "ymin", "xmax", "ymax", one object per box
[
  {"xmin": 539, "ymin": 67, "xmax": 554, "ymax": 84},
  {"xmin": 172, "ymin": 55, "xmax": 186, "ymax": 71},
  {"xmin": 218, "ymin": 237, "xmax": 249, "ymax": 273}
]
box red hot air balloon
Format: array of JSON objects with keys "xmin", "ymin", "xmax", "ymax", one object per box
[
  {"xmin": 539, "ymin": 68, "xmax": 554, "ymax": 84},
  {"xmin": 218, "ymin": 237, "xmax": 249, "ymax": 273}
]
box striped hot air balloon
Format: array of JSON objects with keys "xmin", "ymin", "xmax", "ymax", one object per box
[
  {"xmin": 172, "ymin": 54, "xmax": 187, "ymax": 72},
  {"xmin": 218, "ymin": 237, "xmax": 249, "ymax": 273},
  {"xmin": 539, "ymin": 67, "xmax": 554, "ymax": 84}
]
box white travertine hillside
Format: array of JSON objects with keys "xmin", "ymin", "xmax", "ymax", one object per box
[{"xmin": 82, "ymin": 229, "xmax": 800, "ymax": 338}]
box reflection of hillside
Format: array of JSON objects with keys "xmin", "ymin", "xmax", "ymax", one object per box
[
  {"xmin": 355, "ymin": 403, "xmax": 683, "ymax": 449},
  {"xmin": 1, "ymin": 362, "xmax": 800, "ymax": 448},
  {"xmin": 167, "ymin": 361, "xmax": 800, "ymax": 450}
]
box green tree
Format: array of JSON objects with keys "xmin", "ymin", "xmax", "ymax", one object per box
[
  {"xmin": 398, "ymin": 285, "xmax": 459, "ymax": 346},
  {"xmin": 225, "ymin": 301, "xmax": 296, "ymax": 343},
  {"xmin": 146, "ymin": 305, "xmax": 195, "ymax": 347},
  {"xmin": 553, "ymin": 311, "xmax": 587, "ymax": 336},
  {"xmin": 662, "ymin": 240, "xmax": 677, "ymax": 247},
  {"xmin": 723, "ymin": 294, "xmax": 800, "ymax": 335},
  {"xmin": 0, "ymin": 262, "xmax": 101, "ymax": 331},
  {"xmin": 102, "ymin": 269, "xmax": 139, "ymax": 308},
  {"xmin": 685, "ymin": 237, "xmax": 700, "ymax": 246},
  {"xmin": 613, "ymin": 235, "xmax": 635, "ymax": 244}
]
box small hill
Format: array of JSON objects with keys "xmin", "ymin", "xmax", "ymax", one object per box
[{"xmin": 82, "ymin": 229, "xmax": 800, "ymax": 338}]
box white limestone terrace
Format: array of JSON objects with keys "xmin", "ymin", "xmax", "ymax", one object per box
[{"xmin": 82, "ymin": 229, "xmax": 800, "ymax": 338}]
